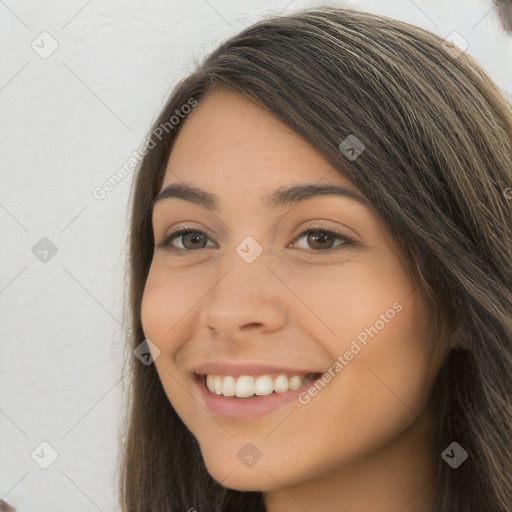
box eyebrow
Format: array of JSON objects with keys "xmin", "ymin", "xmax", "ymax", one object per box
[{"xmin": 153, "ymin": 182, "xmax": 370, "ymax": 211}]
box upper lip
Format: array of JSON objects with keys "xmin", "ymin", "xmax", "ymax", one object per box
[{"xmin": 192, "ymin": 361, "xmax": 322, "ymax": 377}]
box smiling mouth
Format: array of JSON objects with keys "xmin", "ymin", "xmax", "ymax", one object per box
[{"xmin": 196, "ymin": 372, "xmax": 322, "ymax": 398}]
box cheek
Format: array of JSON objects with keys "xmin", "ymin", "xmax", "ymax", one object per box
[
  {"xmin": 140, "ymin": 267, "xmax": 171, "ymax": 343},
  {"xmin": 139, "ymin": 264, "xmax": 199, "ymax": 413},
  {"xmin": 140, "ymin": 262, "xmax": 201, "ymax": 343},
  {"xmin": 277, "ymin": 255, "xmax": 408, "ymax": 345},
  {"xmin": 331, "ymin": 288, "xmax": 435, "ymax": 450},
  {"xmin": 274, "ymin": 255, "xmax": 436, "ymax": 453}
]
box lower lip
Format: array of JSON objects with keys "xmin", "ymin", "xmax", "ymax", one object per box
[{"xmin": 194, "ymin": 374, "xmax": 321, "ymax": 421}]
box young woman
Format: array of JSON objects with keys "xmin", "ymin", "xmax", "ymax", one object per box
[{"xmin": 117, "ymin": 6, "xmax": 512, "ymax": 511}]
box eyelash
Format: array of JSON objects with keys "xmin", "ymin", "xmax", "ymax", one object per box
[{"xmin": 156, "ymin": 225, "xmax": 358, "ymax": 255}]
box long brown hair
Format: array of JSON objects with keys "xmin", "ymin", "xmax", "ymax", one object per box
[{"xmin": 117, "ymin": 6, "xmax": 512, "ymax": 511}]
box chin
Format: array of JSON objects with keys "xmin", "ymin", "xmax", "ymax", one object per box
[{"xmin": 200, "ymin": 450, "xmax": 278, "ymax": 492}]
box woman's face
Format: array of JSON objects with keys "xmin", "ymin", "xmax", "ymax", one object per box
[{"xmin": 141, "ymin": 88, "xmax": 444, "ymax": 493}]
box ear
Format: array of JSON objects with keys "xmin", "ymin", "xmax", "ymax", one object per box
[{"xmin": 447, "ymin": 323, "xmax": 467, "ymax": 351}]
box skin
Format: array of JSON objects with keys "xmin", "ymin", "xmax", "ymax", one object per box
[{"xmin": 141, "ymin": 88, "xmax": 448, "ymax": 512}]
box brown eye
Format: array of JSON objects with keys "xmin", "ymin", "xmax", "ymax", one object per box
[
  {"xmin": 157, "ymin": 228, "xmax": 215, "ymax": 251},
  {"xmin": 306, "ymin": 230, "xmax": 336, "ymax": 250},
  {"xmin": 180, "ymin": 232, "xmax": 208, "ymax": 249},
  {"xmin": 156, "ymin": 226, "xmax": 356, "ymax": 255},
  {"xmin": 292, "ymin": 227, "xmax": 355, "ymax": 253}
]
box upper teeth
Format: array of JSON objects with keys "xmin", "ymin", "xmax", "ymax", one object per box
[{"xmin": 205, "ymin": 374, "xmax": 315, "ymax": 398}]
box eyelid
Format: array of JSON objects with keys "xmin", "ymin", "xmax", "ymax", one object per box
[
  {"xmin": 291, "ymin": 226, "xmax": 358, "ymax": 253},
  {"xmin": 156, "ymin": 223, "xmax": 360, "ymax": 255},
  {"xmin": 157, "ymin": 225, "xmax": 217, "ymax": 252}
]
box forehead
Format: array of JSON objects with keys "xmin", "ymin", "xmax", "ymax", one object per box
[{"xmin": 162, "ymin": 88, "xmax": 360, "ymax": 199}]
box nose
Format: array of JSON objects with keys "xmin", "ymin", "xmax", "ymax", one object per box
[{"xmin": 198, "ymin": 248, "xmax": 288, "ymax": 338}]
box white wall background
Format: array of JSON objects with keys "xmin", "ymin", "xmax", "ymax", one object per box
[{"xmin": 0, "ymin": 0, "xmax": 510, "ymax": 510}]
